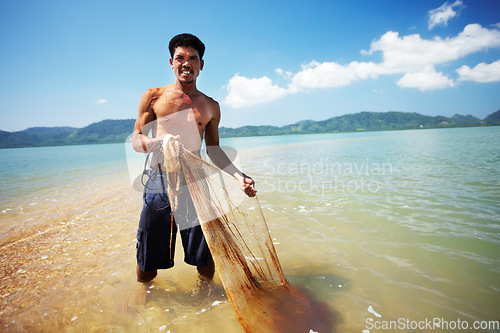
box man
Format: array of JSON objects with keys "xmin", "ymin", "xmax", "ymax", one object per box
[{"xmin": 132, "ymin": 33, "xmax": 256, "ymax": 285}]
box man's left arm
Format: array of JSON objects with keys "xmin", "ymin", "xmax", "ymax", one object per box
[{"xmin": 205, "ymin": 102, "xmax": 256, "ymax": 197}]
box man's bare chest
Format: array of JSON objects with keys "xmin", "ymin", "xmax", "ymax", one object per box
[{"xmin": 152, "ymin": 94, "xmax": 211, "ymax": 126}]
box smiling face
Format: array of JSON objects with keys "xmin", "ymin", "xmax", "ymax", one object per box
[{"xmin": 170, "ymin": 46, "xmax": 204, "ymax": 85}]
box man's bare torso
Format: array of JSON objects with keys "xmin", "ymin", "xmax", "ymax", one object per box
[{"xmin": 146, "ymin": 84, "xmax": 218, "ymax": 153}]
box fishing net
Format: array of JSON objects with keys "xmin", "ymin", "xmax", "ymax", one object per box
[{"xmin": 161, "ymin": 134, "xmax": 333, "ymax": 333}]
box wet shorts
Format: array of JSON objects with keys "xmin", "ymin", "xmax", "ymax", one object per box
[{"xmin": 136, "ymin": 171, "xmax": 213, "ymax": 272}]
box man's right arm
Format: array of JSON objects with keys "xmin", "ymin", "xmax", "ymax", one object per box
[{"xmin": 132, "ymin": 89, "xmax": 158, "ymax": 153}]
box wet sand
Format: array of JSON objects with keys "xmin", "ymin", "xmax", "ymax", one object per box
[{"xmin": 0, "ymin": 171, "xmax": 244, "ymax": 332}]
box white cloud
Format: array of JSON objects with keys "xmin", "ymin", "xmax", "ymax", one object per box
[
  {"xmin": 222, "ymin": 74, "xmax": 288, "ymax": 108},
  {"xmin": 288, "ymin": 60, "xmax": 384, "ymax": 92},
  {"xmin": 428, "ymin": 0, "xmax": 464, "ymax": 30},
  {"xmin": 96, "ymin": 98, "xmax": 107, "ymax": 104},
  {"xmin": 223, "ymin": 23, "xmax": 500, "ymax": 107},
  {"xmin": 397, "ymin": 66, "xmax": 455, "ymax": 91},
  {"xmin": 289, "ymin": 61, "xmax": 358, "ymax": 90},
  {"xmin": 368, "ymin": 24, "xmax": 500, "ymax": 73},
  {"xmin": 456, "ymin": 60, "xmax": 500, "ymax": 82},
  {"xmin": 275, "ymin": 68, "xmax": 293, "ymax": 80}
]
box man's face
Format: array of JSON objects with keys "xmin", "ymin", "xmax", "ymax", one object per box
[{"xmin": 170, "ymin": 46, "xmax": 204, "ymax": 84}]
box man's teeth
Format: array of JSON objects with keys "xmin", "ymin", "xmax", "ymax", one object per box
[{"xmin": 181, "ymin": 70, "xmax": 191, "ymax": 74}]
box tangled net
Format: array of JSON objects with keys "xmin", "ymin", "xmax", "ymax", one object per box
[{"xmin": 162, "ymin": 135, "xmax": 333, "ymax": 333}]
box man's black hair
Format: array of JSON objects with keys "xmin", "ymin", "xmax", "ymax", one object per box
[{"xmin": 169, "ymin": 33, "xmax": 205, "ymax": 60}]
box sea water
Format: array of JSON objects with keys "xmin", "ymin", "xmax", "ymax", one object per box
[{"xmin": 0, "ymin": 126, "xmax": 499, "ymax": 332}]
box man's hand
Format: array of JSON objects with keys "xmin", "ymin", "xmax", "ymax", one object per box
[{"xmin": 237, "ymin": 173, "xmax": 257, "ymax": 197}]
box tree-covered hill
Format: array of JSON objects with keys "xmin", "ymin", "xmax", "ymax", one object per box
[
  {"xmin": 0, "ymin": 110, "xmax": 497, "ymax": 148},
  {"xmin": 0, "ymin": 119, "xmax": 135, "ymax": 148},
  {"xmin": 483, "ymin": 110, "xmax": 500, "ymax": 124},
  {"xmin": 219, "ymin": 111, "xmax": 485, "ymax": 137},
  {"xmin": 64, "ymin": 119, "xmax": 135, "ymax": 145}
]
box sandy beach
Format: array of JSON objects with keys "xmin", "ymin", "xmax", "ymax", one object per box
[{"xmin": 0, "ymin": 168, "xmax": 248, "ymax": 332}]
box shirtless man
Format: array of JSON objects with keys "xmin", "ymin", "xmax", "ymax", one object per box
[{"xmin": 132, "ymin": 33, "xmax": 256, "ymax": 284}]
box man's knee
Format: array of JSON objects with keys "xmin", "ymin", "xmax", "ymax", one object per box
[{"xmin": 136, "ymin": 265, "xmax": 157, "ymax": 283}]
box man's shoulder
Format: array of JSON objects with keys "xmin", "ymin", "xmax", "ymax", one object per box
[
  {"xmin": 197, "ymin": 91, "xmax": 219, "ymax": 108},
  {"xmin": 144, "ymin": 85, "xmax": 170, "ymax": 99}
]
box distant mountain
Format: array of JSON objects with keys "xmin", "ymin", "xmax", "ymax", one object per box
[
  {"xmin": 450, "ymin": 114, "xmax": 482, "ymax": 125},
  {"xmin": 64, "ymin": 119, "xmax": 135, "ymax": 145},
  {"xmin": 220, "ymin": 111, "xmax": 485, "ymax": 137},
  {"xmin": 0, "ymin": 119, "xmax": 135, "ymax": 148},
  {"xmin": 0, "ymin": 111, "xmax": 497, "ymax": 149},
  {"xmin": 483, "ymin": 110, "xmax": 500, "ymax": 124},
  {"xmin": 22, "ymin": 127, "xmax": 77, "ymax": 135}
]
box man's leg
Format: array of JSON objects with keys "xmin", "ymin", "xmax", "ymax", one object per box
[
  {"xmin": 136, "ymin": 265, "xmax": 158, "ymax": 283},
  {"xmin": 197, "ymin": 262, "xmax": 215, "ymax": 281},
  {"xmin": 193, "ymin": 261, "xmax": 215, "ymax": 296},
  {"xmin": 136, "ymin": 171, "xmax": 176, "ymax": 283}
]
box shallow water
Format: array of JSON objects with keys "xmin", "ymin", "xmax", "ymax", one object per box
[{"xmin": 1, "ymin": 126, "xmax": 499, "ymax": 332}]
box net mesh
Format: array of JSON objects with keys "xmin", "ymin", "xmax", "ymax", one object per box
[{"xmin": 162, "ymin": 135, "xmax": 333, "ymax": 333}]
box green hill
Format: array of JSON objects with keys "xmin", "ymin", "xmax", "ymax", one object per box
[
  {"xmin": 0, "ymin": 119, "xmax": 135, "ymax": 148},
  {"xmin": 219, "ymin": 111, "xmax": 485, "ymax": 137},
  {"xmin": 483, "ymin": 110, "xmax": 500, "ymax": 124},
  {"xmin": 64, "ymin": 119, "xmax": 135, "ymax": 145},
  {"xmin": 0, "ymin": 110, "xmax": 497, "ymax": 149},
  {"xmin": 22, "ymin": 126, "xmax": 77, "ymax": 135}
]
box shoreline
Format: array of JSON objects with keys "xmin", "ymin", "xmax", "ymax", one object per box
[
  {"xmin": 1, "ymin": 123, "xmax": 498, "ymax": 150},
  {"xmin": 0, "ymin": 162, "xmax": 241, "ymax": 332},
  {"xmin": 0, "ymin": 173, "xmax": 141, "ymax": 328}
]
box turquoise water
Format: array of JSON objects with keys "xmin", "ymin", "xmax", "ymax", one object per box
[
  {"xmin": 0, "ymin": 143, "xmax": 128, "ymax": 205},
  {"xmin": 240, "ymin": 126, "xmax": 500, "ymax": 332},
  {"xmin": 0, "ymin": 126, "xmax": 499, "ymax": 332}
]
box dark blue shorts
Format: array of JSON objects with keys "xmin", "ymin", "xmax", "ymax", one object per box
[{"xmin": 136, "ymin": 171, "xmax": 213, "ymax": 272}]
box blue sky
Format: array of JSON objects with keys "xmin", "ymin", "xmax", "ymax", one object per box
[{"xmin": 1, "ymin": 0, "xmax": 499, "ymax": 132}]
